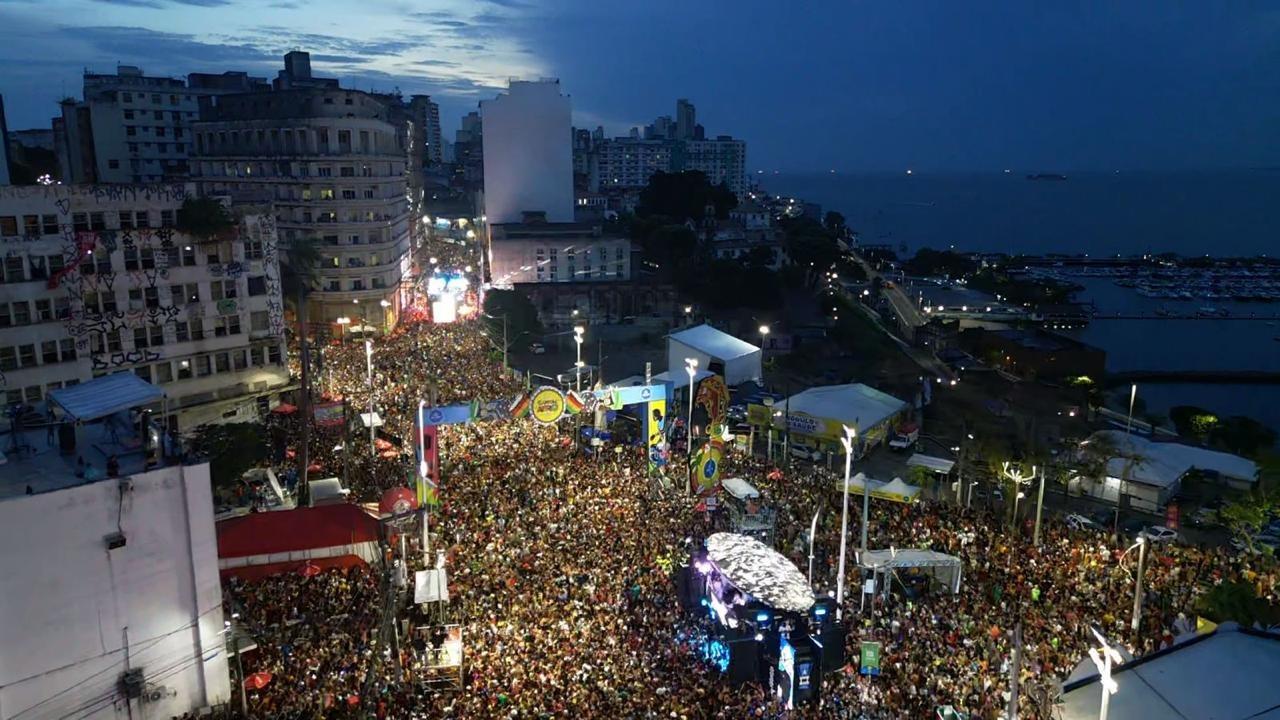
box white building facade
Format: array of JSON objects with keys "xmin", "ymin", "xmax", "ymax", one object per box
[
  {"xmin": 0, "ymin": 183, "xmax": 289, "ymax": 429},
  {"xmin": 191, "ymin": 89, "xmax": 412, "ymax": 328},
  {"xmin": 488, "ymin": 223, "xmax": 630, "ymax": 287},
  {"xmin": 595, "ymin": 139, "xmax": 673, "ymax": 191},
  {"xmin": 0, "ymin": 462, "xmax": 229, "ymax": 720},
  {"xmin": 679, "ymin": 137, "xmax": 748, "ymax": 196},
  {"xmin": 480, "ymin": 81, "xmax": 574, "ymax": 224}
]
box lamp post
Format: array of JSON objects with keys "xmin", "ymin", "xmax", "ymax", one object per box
[
  {"xmin": 684, "ymin": 305, "xmax": 693, "ymax": 326},
  {"xmin": 807, "ymin": 508, "xmax": 821, "ymax": 586},
  {"xmin": 836, "ymin": 425, "xmax": 856, "ymax": 615},
  {"xmin": 1088, "ymin": 625, "xmax": 1124, "ymax": 720},
  {"xmin": 758, "ymin": 324, "xmax": 770, "ymax": 352},
  {"xmin": 379, "ymin": 298, "xmax": 391, "ymax": 331},
  {"xmin": 1033, "ymin": 465, "xmax": 1047, "ymax": 547},
  {"xmin": 1125, "ymin": 383, "xmax": 1138, "ymax": 435},
  {"xmin": 1131, "ymin": 536, "xmax": 1147, "ymax": 633},
  {"xmin": 365, "ymin": 339, "xmax": 375, "ymax": 457},
  {"xmin": 573, "ymin": 326, "xmax": 585, "ymax": 393},
  {"xmin": 336, "ymin": 316, "xmax": 350, "ymax": 345},
  {"xmin": 685, "ymin": 357, "xmax": 698, "ymax": 490},
  {"xmin": 1002, "ymin": 461, "xmax": 1036, "ymax": 531}
]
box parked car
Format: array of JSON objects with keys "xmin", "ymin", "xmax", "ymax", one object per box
[
  {"xmin": 1064, "ymin": 513, "xmax": 1101, "ymax": 532},
  {"xmin": 727, "ymin": 404, "xmax": 748, "ymax": 422},
  {"xmin": 789, "ymin": 443, "xmax": 824, "ymax": 463},
  {"xmin": 1141, "ymin": 525, "xmax": 1181, "ymax": 544},
  {"xmin": 528, "ymin": 342, "xmax": 546, "ymax": 355}
]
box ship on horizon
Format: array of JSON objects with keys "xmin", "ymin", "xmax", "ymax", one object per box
[{"xmin": 1026, "ymin": 173, "xmax": 1069, "ymax": 181}]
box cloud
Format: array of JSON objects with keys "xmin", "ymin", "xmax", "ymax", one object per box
[
  {"xmin": 480, "ymin": 0, "xmax": 531, "ymax": 8},
  {"xmin": 87, "ymin": 0, "xmax": 165, "ymax": 7},
  {"xmin": 68, "ymin": 25, "xmax": 277, "ymax": 68}
]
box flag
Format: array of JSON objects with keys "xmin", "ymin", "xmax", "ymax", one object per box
[
  {"xmin": 509, "ymin": 393, "xmax": 531, "ymax": 419},
  {"xmin": 415, "ymin": 471, "xmax": 440, "ymax": 507},
  {"xmin": 564, "ymin": 391, "xmax": 585, "ymax": 415}
]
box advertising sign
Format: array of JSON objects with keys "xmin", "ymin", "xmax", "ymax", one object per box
[
  {"xmin": 1165, "ymin": 502, "xmax": 1180, "ymax": 530},
  {"xmin": 530, "ymin": 386, "xmax": 567, "ymax": 424},
  {"xmin": 313, "ymin": 401, "xmax": 345, "ymax": 427},
  {"xmin": 859, "ymin": 641, "xmax": 882, "ymax": 676},
  {"xmin": 647, "ymin": 399, "xmax": 668, "ymax": 474}
]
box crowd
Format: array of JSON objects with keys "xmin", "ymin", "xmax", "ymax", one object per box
[{"xmin": 204, "ymin": 315, "xmax": 1278, "ymax": 720}]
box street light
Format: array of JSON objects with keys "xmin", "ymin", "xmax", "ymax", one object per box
[
  {"xmin": 365, "ymin": 340, "xmax": 375, "ymax": 457},
  {"xmin": 573, "ymin": 326, "xmax": 585, "ymax": 393},
  {"xmin": 685, "ymin": 357, "xmax": 699, "ymax": 490},
  {"xmin": 1130, "ymin": 536, "xmax": 1147, "ymax": 633},
  {"xmin": 684, "ymin": 305, "xmax": 693, "ymax": 325},
  {"xmin": 759, "ymin": 324, "xmax": 770, "ymax": 351},
  {"xmin": 1088, "ymin": 625, "xmax": 1125, "ymax": 720},
  {"xmin": 836, "ymin": 425, "xmax": 856, "ymax": 616}
]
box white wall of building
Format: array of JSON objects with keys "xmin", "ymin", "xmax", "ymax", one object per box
[
  {"xmin": 489, "ymin": 236, "xmax": 631, "ymax": 287},
  {"xmin": 0, "ymin": 463, "xmax": 229, "ymax": 720},
  {"xmin": 481, "ymin": 81, "xmax": 574, "ymax": 224}
]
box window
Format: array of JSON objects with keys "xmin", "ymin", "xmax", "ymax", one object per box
[
  {"xmin": 151, "ymin": 94, "xmax": 160, "ymax": 104},
  {"xmin": 122, "ymin": 92, "xmax": 132, "ymax": 102},
  {"xmin": 215, "ymin": 314, "xmax": 241, "ymax": 337},
  {"xmin": 108, "ymin": 159, "xmax": 120, "ymax": 170},
  {"xmin": 144, "ymin": 286, "xmax": 159, "ymax": 308},
  {"xmin": 0, "ymin": 216, "xmax": 16, "ymax": 236},
  {"xmin": 251, "ymin": 310, "xmax": 269, "ymax": 332},
  {"xmin": 363, "ymin": 187, "xmax": 375, "ymax": 199},
  {"xmin": 153, "ymin": 110, "xmax": 163, "ymax": 120},
  {"xmin": 342, "ymin": 189, "xmax": 356, "ymax": 199},
  {"xmin": 42, "ymin": 341, "xmax": 59, "ymax": 364},
  {"xmin": 195, "ymin": 355, "xmax": 211, "ymax": 377},
  {"xmin": 181, "ymin": 245, "xmax": 196, "ymax": 266},
  {"xmin": 0, "ymin": 304, "xmax": 8, "ymax": 327},
  {"xmin": 136, "ymin": 211, "xmax": 151, "ymax": 228},
  {"xmin": 156, "ymin": 126, "xmax": 166, "ymax": 137},
  {"xmin": 54, "ymin": 296, "xmax": 70, "ymax": 320},
  {"xmin": 128, "ymin": 288, "xmax": 143, "ymax": 306},
  {"xmin": 72, "ymin": 213, "xmax": 89, "ymax": 232},
  {"xmin": 126, "ymin": 126, "xmax": 137, "ymax": 137},
  {"xmin": 29, "ymin": 256, "xmax": 47, "ymax": 280},
  {"xmin": 134, "ymin": 366, "xmax": 151, "ymax": 382},
  {"xmin": 233, "ymin": 350, "xmax": 248, "ymax": 371},
  {"xmin": 124, "ymin": 246, "xmax": 140, "ymax": 271},
  {"xmin": 24, "ymin": 385, "xmax": 42, "ymax": 403},
  {"xmin": 150, "ymin": 325, "xmax": 164, "ymax": 347},
  {"xmin": 268, "ymin": 345, "xmax": 282, "ymax": 364},
  {"xmin": 11, "ymin": 301, "xmax": 29, "ymax": 325},
  {"xmin": 18, "ymin": 344, "xmax": 37, "ymax": 367},
  {"xmin": 0, "ymin": 347, "xmax": 15, "ymax": 371},
  {"xmin": 210, "ymin": 279, "xmax": 237, "ymax": 300},
  {"xmin": 215, "ymin": 352, "xmax": 230, "ymax": 373},
  {"xmin": 317, "ymin": 166, "xmax": 332, "ymax": 177},
  {"xmin": 160, "ymin": 209, "xmax": 175, "ymax": 227},
  {"xmin": 247, "ymin": 275, "xmax": 267, "ymax": 296},
  {"xmin": 107, "ymin": 330, "xmax": 122, "ymax": 352},
  {"xmin": 177, "ymin": 359, "xmax": 192, "ymax": 380},
  {"xmin": 41, "ymin": 215, "xmax": 58, "ymax": 234},
  {"xmin": 154, "ymin": 362, "xmax": 173, "ymax": 384},
  {"xmin": 250, "ymin": 346, "xmax": 265, "ymax": 367},
  {"xmin": 319, "ymin": 187, "xmax": 335, "ymax": 200},
  {"xmin": 169, "ymin": 94, "xmax": 178, "ymax": 106},
  {"xmin": 60, "ymin": 338, "xmax": 76, "ymax": 361},
  {"xmin": 134, "ymin": 326, "xmax": 149, "ymax": 349},
  {"xmin": 339, "ymin": 166, "xmax": 355, "ymax": 177},
  {"xmin": 244, "ymin": 240, "xmax": 263, "ymax": 260},
  {"xmin": 141, "ymin": 247, "xmax": 155, "ymax": 270},
  {"xmin": 4, "ymin": 257, "xmax": 25, "ymax": 283},
  {"xmin": 35, "ymin": 299, "xmax": 52, "ymax": 322},
  {"xmin": 189, "ymin": 319, "xmax": 204, "ymax": 340}
]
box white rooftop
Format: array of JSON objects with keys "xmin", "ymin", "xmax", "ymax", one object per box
[
  {"xmin": 1060, "ymin": 624, "xmax": 1280, "ymax": 720},
  {"xmin": 782, "ymin": 384, "xmax": 907, "ymax": 430},
  {"xmin": 1088, "ymin": 430, "xmax": 1258, "ymax": 489},
  {"xmin": 668, "ymin": 324, "xmax": 760, "ymax": 360}
]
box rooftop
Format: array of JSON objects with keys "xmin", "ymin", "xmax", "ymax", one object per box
[
  {"xmin": 1060, "ymin": 624, "xmax": 1280, "ymax": 720},
  {"xmin": 1086, "ymin": 429, "xmax": 1258, "ymax": 488},
  {"xmin": 0, "ymin": 425, "xmax": 172, "ymax": 501}
]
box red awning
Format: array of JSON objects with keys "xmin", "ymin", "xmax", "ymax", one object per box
[
  {"xmin": 272, "ymin": 403, "xmax": 298, "ymax": 415},
  {"xmin": 217, "ymin": 504, "xmax": 379, "ymax": 559}
]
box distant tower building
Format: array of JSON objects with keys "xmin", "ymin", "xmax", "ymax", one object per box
[
  {"xmin": 480, "ymin": 80, "xmax": 573, "ymax": 225},
  {"xmin": 272, "ymin": 50, "xmax": 339, "ymax": 90},
  {"xmin": 0, "ymin": 95, "xmax": 11, "ymax": 185},
  {"xmin": 676, "ymin": 98, "xmax": 696, "ymax": 140}
]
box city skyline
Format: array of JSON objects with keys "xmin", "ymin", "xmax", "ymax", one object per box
[{"xmin": 1, "ymin": 0, "xmax": 1277, "ymax": 173}]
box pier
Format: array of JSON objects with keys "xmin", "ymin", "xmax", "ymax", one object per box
[{"xmin": 1104, "ymin": 370, "xmax": 1280, "ymax": 386}]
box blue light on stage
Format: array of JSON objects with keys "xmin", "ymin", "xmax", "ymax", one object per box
[
  {"xmin": 814, "ymin": 607, "xmax": 827, "ymax": 617},
  {"xmin": 756, "ymin": 611, "xmax": 771, "ymax": 623},
  {"xmin": 699, "ymin": 638, "xmax": 730, "ymax": 673}
]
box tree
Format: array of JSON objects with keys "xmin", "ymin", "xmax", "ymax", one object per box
[
  {"xmin": 1197, "ymin": 581, "xmax": 1279, "ymax": 627},
  {"xmin": 646, "ymin": 224, "xmax": 700, "ymax": 272},
  {"xmin": 637, "ymin": 171, "xmax": 737, "ymax": 222},
  {"xmin": 902, "ymin": 249, "xmax": 977, "ymax": 279},
  {"xmin": 188, "ymin": 422, "xmax": 270, "ymax": 496},
  {"xmin": 482, "ymin": 288, "xmax": 542, "ymax": 352},
  {"xmin": 1220, "ymin": 492, "xmax": 1275, "ymax": 555},
  {"xmin": 781, "ymin": 217, "xmax": 841, "ymax": 287},
  {"xmin": 1211, "ymin": 416, "xmax": 1278, "ymax": 458},
  {"xmin": 823, "ymin": 211, "xmax": 847, "ymax": 235},
  {"xmin": 280, "ymin": 237, "xmax": 321, "ymax": 311},
  {"xmin": 176, "ymin": 197, "xmax": 236, "ymax": 242},
  {"xmin": 1170, "ymin": 405, "xmax": 1219, "ymax": 441}
]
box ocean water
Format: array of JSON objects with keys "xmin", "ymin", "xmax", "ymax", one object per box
[
  {"xmin": 767, "ymin": 170, "xmax": 1280, "ymax": 257},
  {"xmin": 768, "ymin": 170, "xmax": 1280, "ymax": 432}
]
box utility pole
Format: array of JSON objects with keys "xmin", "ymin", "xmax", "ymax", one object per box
[
  {"xmin": 502, "ymin": 313, "xmax": 508, "ymax": 369},
  {"xmin": 297, "ymin": 286, "xmax": 311, "ymax": 506},
  {"xmin": 1131, "ymin": 537, "xmax": 1147, "ymax": 634},
  {"xmin": 1008, "ymin": 621, "xmax": 1023, "ymax": 720},
  {"xmin": 1033, "ymin": 465, "xmax": 1047, "ymax": 547}
]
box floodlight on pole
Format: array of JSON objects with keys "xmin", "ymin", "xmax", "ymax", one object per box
[
  {"xmin": 574, "ymin": 326, "xmax": 585, "ymax": 393},
  {"xmin": 685, "ymin": 358, "xmax": 699, "ymax": 491},
  {"xmin": 836, "ymin": 424, "xmax": 856, "ymax": 617}
]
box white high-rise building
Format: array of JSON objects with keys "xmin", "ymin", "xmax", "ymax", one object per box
[
  {"xmin": 679, "ymin": 136, "xmax": 748, "ymax": 196},
  {"xmin": 480, "ymin": 80, "xmax": 573, "ymax": 225},
  {"xmin": 0, "ymin": 183, "xmax": 290, "ymax": 429}
]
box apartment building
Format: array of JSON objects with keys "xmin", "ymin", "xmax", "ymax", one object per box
[
  {"xmin": 0, "ymin": 183, "xmax": 289, "ymax": 429},
  {"xmin": 190, "ymin": 89, "xmax": 412, "ymax": 328}
]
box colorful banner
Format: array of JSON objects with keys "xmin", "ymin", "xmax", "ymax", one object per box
[
  {"xmin": 647, "ymin": 399, "xmax": 668, "ymax": 474},
  {"xmin": 530, "ymin": 386, "xmax": 567, "ymax": 424},
  {"xmin": 696, "ymin": 375, "xmax": 730, "ymax": 428},
  {"xmin": 313, "ymin": 401, "xmax": 346, "ymax": 427},
  {"xmin": 860, "ymin": 641, "xmax": 882, "ymax": 676},
  {"xmin": 415, "ymin": 410, "xmax": 441, "ymax": 506},
  {"xmin": 693, "ymin": 438, "xmax": 724, "ymax": 495},
  {"xmin": 421, "ymin": 385, "xmax": 668, "ymax": 428}
]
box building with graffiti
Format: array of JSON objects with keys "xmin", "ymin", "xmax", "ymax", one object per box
[
  {"xmin": 190, "ymin": 85, "xmax": 414, "ymax": 331},
  {"xmin": 0, "ymin": 183, "xmax": 290, "ymax": 429}
]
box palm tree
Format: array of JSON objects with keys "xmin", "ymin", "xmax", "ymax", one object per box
[{"xmin": 280, "ymin": 237, "xmax": 321, "ymax": 505}]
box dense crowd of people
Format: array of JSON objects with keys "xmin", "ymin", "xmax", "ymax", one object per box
[{"xmin": 205, "ymin": 315, "xmax": 1278, "ymax": 719}]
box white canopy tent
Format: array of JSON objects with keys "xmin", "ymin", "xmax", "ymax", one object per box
[
  {"xmin": 833, "ymin": 473, "xmax": 922, "ymax": 504},
  {"xmin": 907, "ymin": 453, "xmax": 955, "ymax": 474},
  {"xmin": 48, "ymin": 373, "xmax": 164, "ymax": 422},
  {"xmin": 308, "ymin": 477, "xmax": 350, "ymax": 506},
  {"xmin": 860, "ymin": 548, "xmax": 963, "ymax": 594},
  {"xmin": 722, "ymin": 477, "xmax": 760, "ymax": 500},
  {"xmin": 667, "ymin": 324, "xmax": 762, "ymax": 386}
]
